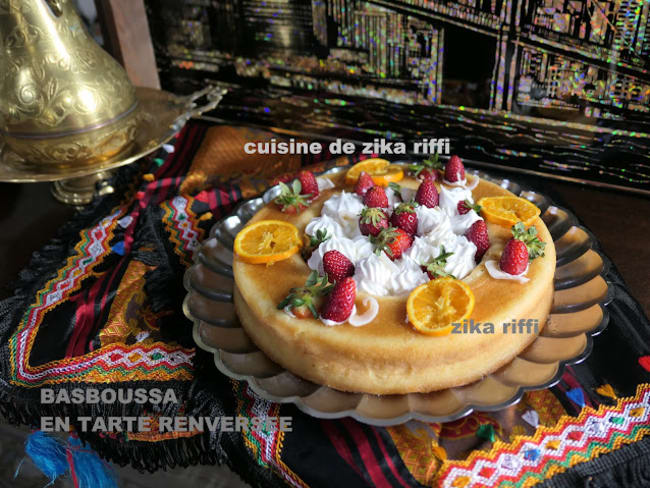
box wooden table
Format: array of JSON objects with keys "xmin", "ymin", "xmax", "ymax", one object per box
[{"xmin": 0, "ymin": 180, "xmax": 648, "ymax": 317}]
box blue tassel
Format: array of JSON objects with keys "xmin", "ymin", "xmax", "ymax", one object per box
[
  {"xmin": 67, "ymin": 437, "xmax": 118, "ymax": 488},
  {"xmin": 20, "ymin": 431, "xmax": 69, "ymax": 486}
]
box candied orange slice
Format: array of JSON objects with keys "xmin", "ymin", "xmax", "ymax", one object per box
[
  {"xmin": 477, "ymin": 196, "xmax": 541, "ymax": 227},
  {"xmin": 406, "ymin": 278, "xmax": 475, "ymax": 336},
  {"xmin": 234, "ymin": 220, "xmax": 301, "ymax": 264},
  {"xmin": 345, "ymin": 158, "xmax": 404, "ymax": 186}
]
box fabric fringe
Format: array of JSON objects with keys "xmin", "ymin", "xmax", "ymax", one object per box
[
  {"xmin": 540, "ymin": 436, "xmax": 650, "ymax": 488},
  {"xmin": 138, "ymin": 202, "xmax": 196, "ymax": 347},
  {"xmin": 141, "ymin": 202, "xmax": 185, "ymax": 315},
  {"xmin": 78, "ymin": 427, "xmax": 220, "ymax": 472}
]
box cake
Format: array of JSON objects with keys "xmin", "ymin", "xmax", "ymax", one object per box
[{"xmin": 232, "ymin": 158, "xmax": 556, "ymax": 395}]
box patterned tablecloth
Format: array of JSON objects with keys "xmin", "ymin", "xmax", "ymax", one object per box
[{"xmin": 1, "ymin": 120, "xmax": 649, "ymax": 488}]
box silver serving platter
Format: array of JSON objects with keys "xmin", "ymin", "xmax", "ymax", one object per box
[{"xmin": 183, "ymin": 166, "xmax": 611, "ymax": 426}]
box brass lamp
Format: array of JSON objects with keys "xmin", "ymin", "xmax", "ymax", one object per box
[{"xmin": 0, "ymin": 0, "xmax": 138, "ymax": 169}]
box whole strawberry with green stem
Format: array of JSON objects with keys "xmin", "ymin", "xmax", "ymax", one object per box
[
  {"xmin": 458, "ymin": 199, "xmax": 482, "ymax": 215},
  {"xmin": 277, "ymin": 270, "xmax": 333, "ymax": 319},
  {"xmin": 274, "ymin": 180, "xmax": 310, "ymax": 213},
  {"xmin": 408, "ymin": 153, "xmax": 443, "ymax": 180},
  {"xmin": 499, "ymin": 223, "xmax": 546, "ymax": 275},
  {"xmin": 371, "ymin": 227, "xmax": 413, "ymax": 261},
  {"xmin": 511, "ymin": 222, "xmax": 546, "ymax": 260},
  {"xmin": 297, "ymin": 170, "xmax": 319, "ymax": 200},
  {"xmin": 359, "ymin": 207, "xmax": 388, "ymax": 236},
  {"xmin": 301, "ymin": 229, "xmax": 330, "ymax": 260},
  {"xmin": 422, "ymin": 246, "xmax": 455, "ymax": 280},
  {"xmin": 390, "ymin": 201, "xmax": 418, "ymax": 235},
  {"xmin": 499, "ymin": 239, "xmax": 529, "ymax": 275}
]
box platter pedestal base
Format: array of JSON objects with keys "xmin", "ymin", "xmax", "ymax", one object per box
[{"xmin": 51, "ymin": 171, "xmax": 115, "ymax": 207}]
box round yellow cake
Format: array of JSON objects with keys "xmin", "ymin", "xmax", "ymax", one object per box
[{"xmin": 233, "ymin": 171, "xmax": 556, "ymax": 394}]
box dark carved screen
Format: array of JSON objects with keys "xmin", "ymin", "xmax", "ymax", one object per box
[{"xmin": 145, "ymin": 0, "xmax": 650, "ymax": 194}]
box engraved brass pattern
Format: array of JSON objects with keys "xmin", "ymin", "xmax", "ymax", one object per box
[{"xmin": 0, "ymin": 0, "xmax": 138, "ymax": 167}]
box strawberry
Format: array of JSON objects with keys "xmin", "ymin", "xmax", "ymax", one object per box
[
  {"xmin": 408, "ymin": 154, "xmax": 443, "ymax": 179},
  {"xmin": 422, "ymin": 246, "xmax": 455, "ymax": 279},
  {"xmin": 282, "ymin": 204, "xmax": 307, "ymax": 215},
  {"xmin": 271, "ymin": 173, "xmax": 295, "ymax": 186},
  {"xmin": 284, "ymin": 204, "xmax": 307, "ymax": 214},
  {"xmin": 321, "ymin": 277, "xmax": 356, "ymax": 322},
  {"xmin": 301, "ymin": 229, "xmax": 331, "ymax": 260},
  {"xmin": 499, "ymin": 239, "xmax": 529, "ymax": 275},
  {"xmin": 420, "ymin": 168, "xmax": 440, "ymax": 181},
  {"xmin": 390, "ymin": 201, "xmax": 418, "ymax": 235},
  {"xmin": 465, "ymin": 220, "xmax": 490, "ymax": 261},
  {"xmin": 359, "ymin": 207, "xmax": 388, "ymax": 236},
  {"xmin": 371, "ymin": 227, "xmax": 413, "ymax": 261},
  {"xmin": 457, "ymin": 199, "xmax": 482, "ymax": 215},
  {"xmin": 363, "ymin": 185, "xmax": 389, "ymax": 208},
  {"xmin": 277, "ymin": 271, "xmax": 333, "ymax": 318},
  {"xmin": 274, "ymin": 180, "xmax": 310, "ymax": 213},
  {"xmin": 415, "ymin": 178, "xmax": 439, "ymax": 208},
  {"xmin": 292, "ymin": 307, "xmax": 314, "ymax": 319},
  {"xmin": 297, "ymin": 170, "xmax": 319, "ymax": 199},
  {"xmin": 511, "ymin": 222, "xmax": 546, "ymax": 260},
  {"xmin": 355, "ymin": 171, "xmax": 375, "ymax": 197},
  {"xmin": 444, "ymin": 155, "xmax": 465, "ymax": 182},
  {"xmin": 323, "ymin": 250, "xmax": 355, "ymax": 283}
]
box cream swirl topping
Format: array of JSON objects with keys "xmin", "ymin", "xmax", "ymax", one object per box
[
  {"xmin": 485, "ymin": 260, "xmax": 530, "ymax": 283},
  {"xmin": 316, "ymin": 176, "xmax": 336, "ymax": 191},
  {"xmin": 439, "ymin": 185, "xmax": 474, "ymax": 215},
  {"xmin": 306, "ymin": 187, "xmax": 483, "ymax": 301},
  {"xmin": 321, "ymin": 191, "xmax": 365, "ymax": 237},
  {"xmin": 307, "ymin": 235, "xmax": 373, "ymax": 275}
]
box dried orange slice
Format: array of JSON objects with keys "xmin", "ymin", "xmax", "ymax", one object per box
[
  {"xmin": 345, "ymin": 158, "xmax": 404, "ymax": 186},
  {"xmin": 371, "ymin": 165, "xmax": 404, "ymax": 186},
  {"xmin": 406, "ymin": 278, "xmax": 475, "ymax": 336},
  {"xmin": 477, "ymin": 196, "xmax": 541, "ymax": 227},
  {"xmin": 234, "ymin": 220, "xmax": 301, "ymax": 264}
]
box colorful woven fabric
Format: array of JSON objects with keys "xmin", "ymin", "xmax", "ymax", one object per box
[
  {"xmin": 438, "ymin": 384, "xmax": 650, "ymax": 487},
  {"xmin": 1, "ymin": 121, "xmax": 650, "ymax": 487}
]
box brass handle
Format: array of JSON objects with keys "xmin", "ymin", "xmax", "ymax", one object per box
[{"xmin": 44, "ymin": 0, "xmax": 63, "ymax": 17}]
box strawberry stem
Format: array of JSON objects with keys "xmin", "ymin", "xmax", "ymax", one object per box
[
  {"xmin": 408, "ymin": 153, "xmax": 443, "ymax": 177},
  {"xmin": 511, "ymin": 222, "xmax": 546, "ymax": 260},
  {"xmin": 423, "ymin": 246, "xmax": 456, "ymax": 279},
  {"xmin": 461, "ymin": 199, "xmax": 482, "ymax": 213},
  {"xmin": 274, "ymin": 180, "xmax": 310, "ymax": 212},
  {"xmin": 370, "ymin": 227, "xmax": 400, "ymax": 258},
  {"xmin": 277, "ymin": 271, "xmax": 333, "ymax": 318}
]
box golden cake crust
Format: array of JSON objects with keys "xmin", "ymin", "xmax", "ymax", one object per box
[{"xmin": 233, "ymin": 173, "xmax": 556, "ymax": 394}]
